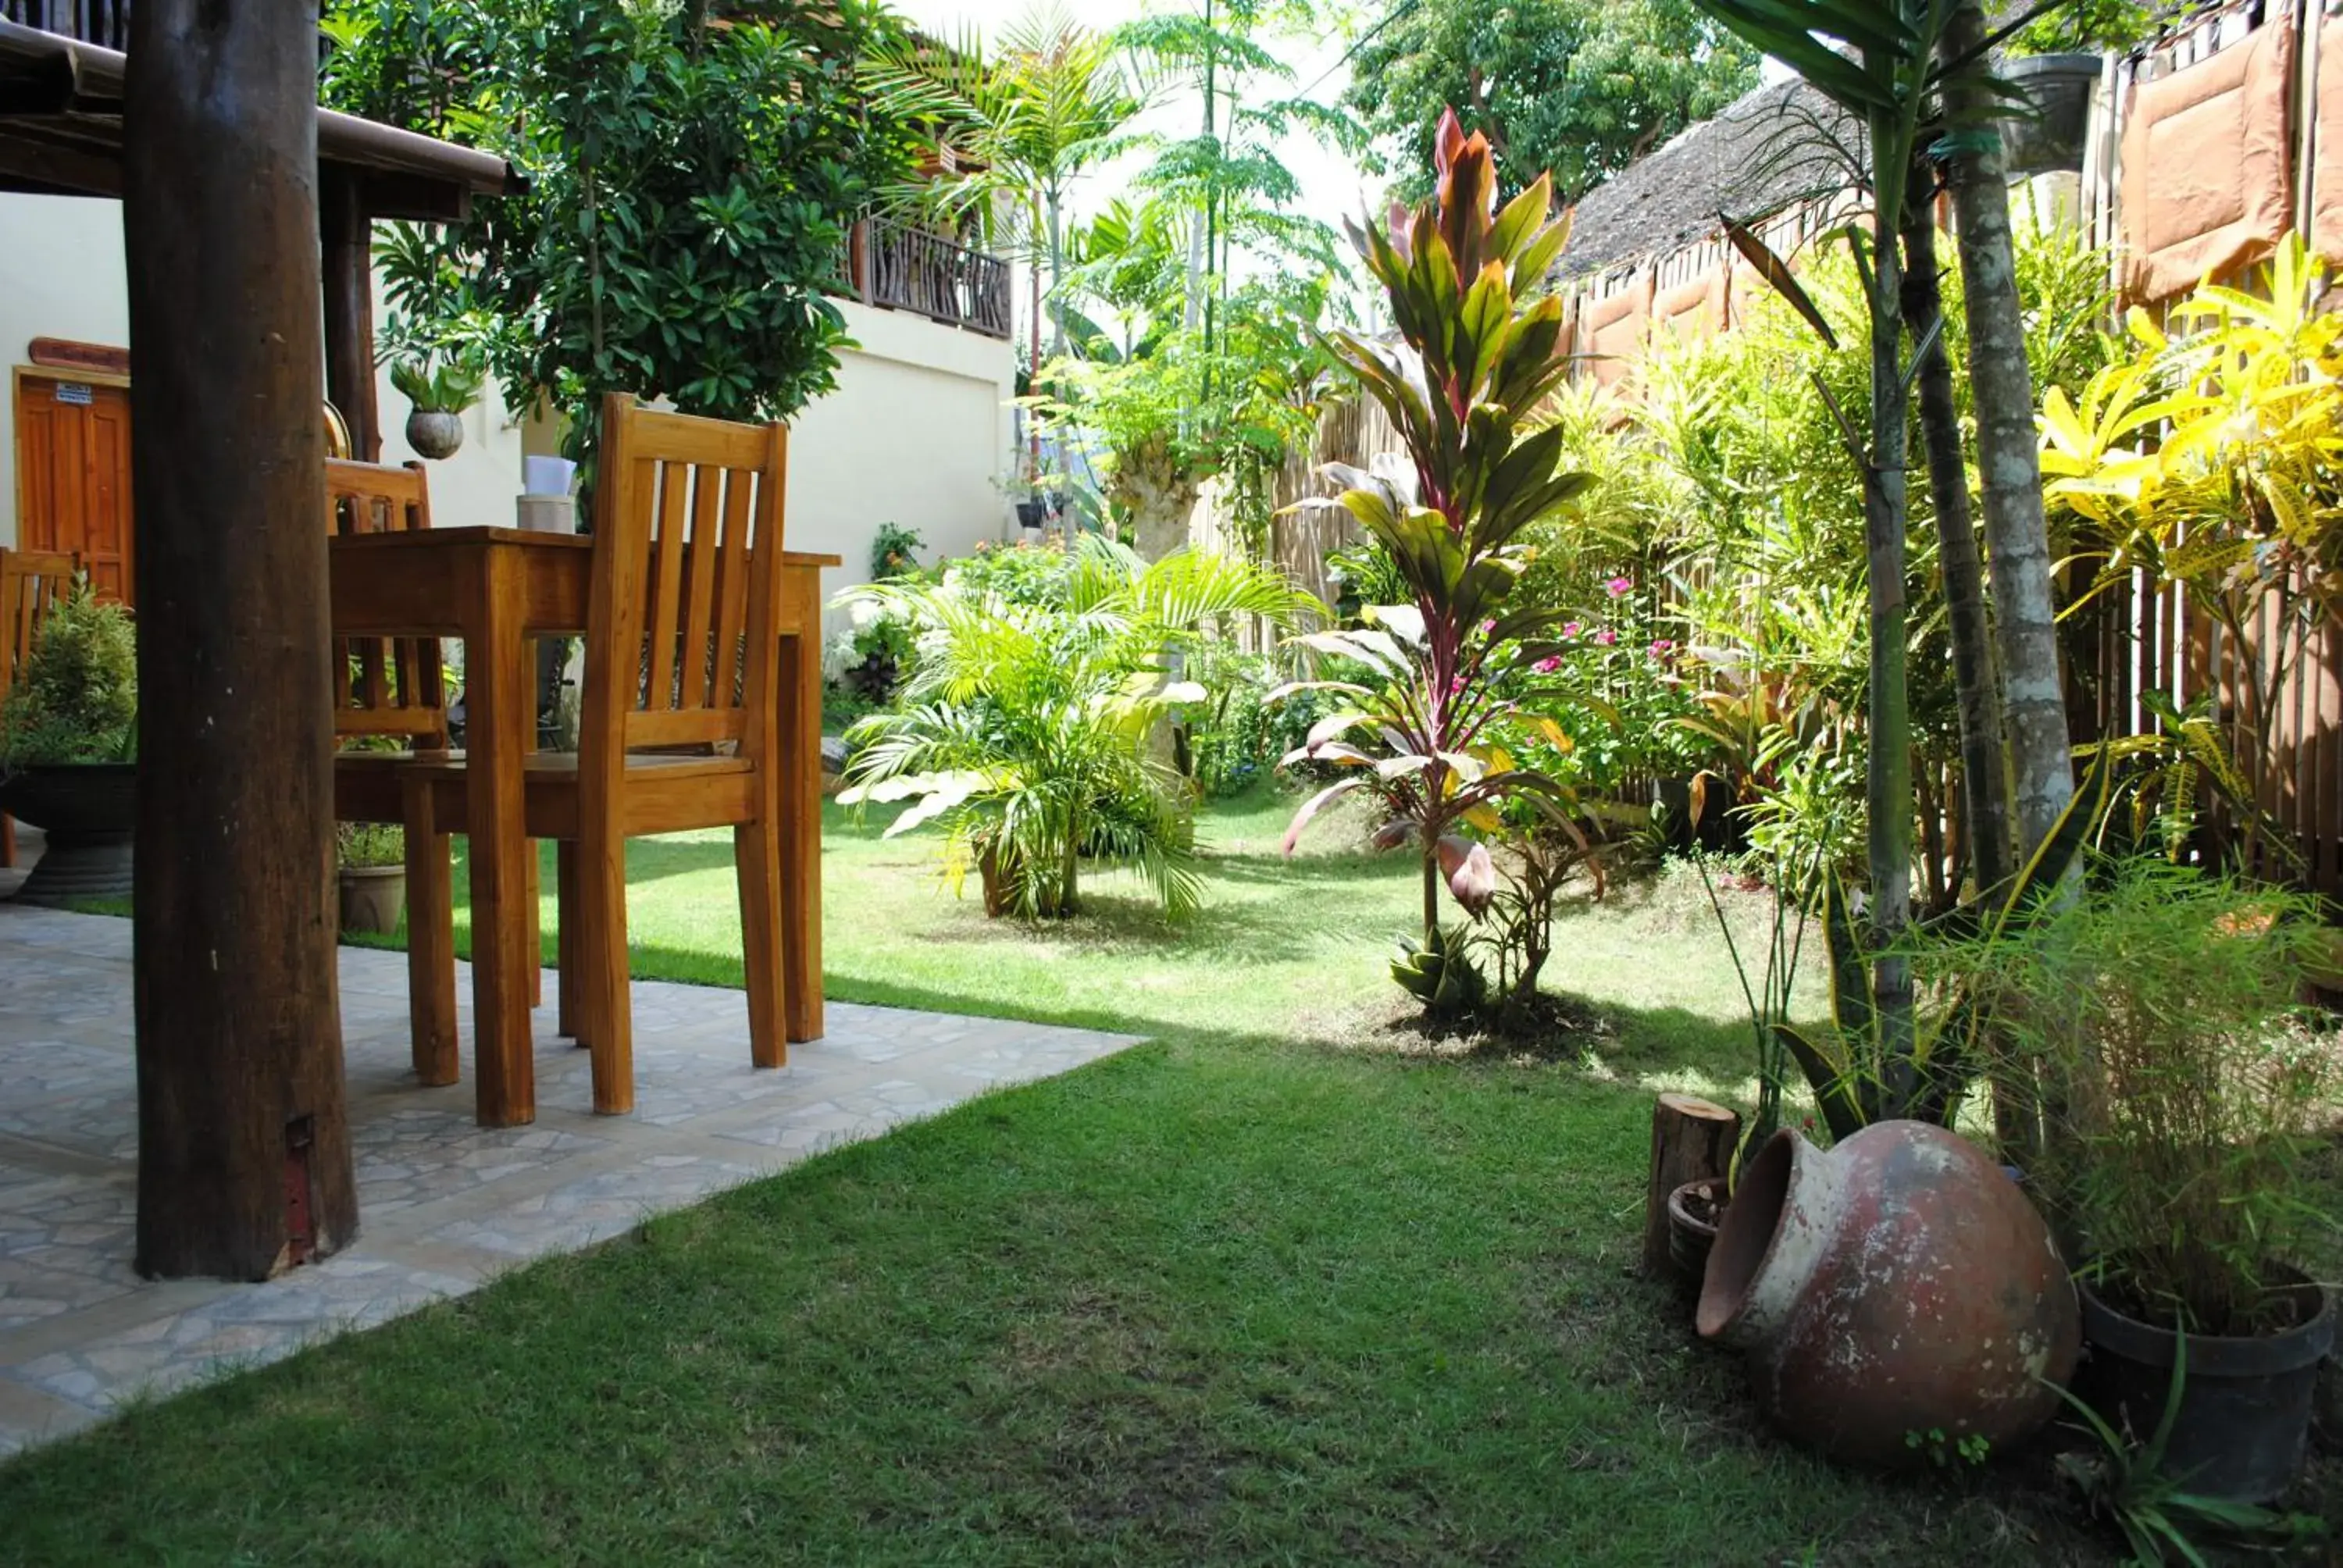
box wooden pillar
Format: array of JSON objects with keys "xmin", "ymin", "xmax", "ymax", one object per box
[
  {"xmin": 124, "ymin": 0, "xmax": 358, "ymax": 1279},
  {"xmin": 320, "ymin": 169, "xmax": 381, "ymax": 463}
]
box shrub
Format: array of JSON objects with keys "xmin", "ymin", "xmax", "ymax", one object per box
[
  {"xmin": 0, "ymin": 582, "xmax": 136, "ymax": 770},
  {"xmin": 943, "ymin": 536, "xmax": 1079, "ymax": 609},
  {"xmin": 869, "ymin": 522, "xmax": 925, "ymax": 582}
]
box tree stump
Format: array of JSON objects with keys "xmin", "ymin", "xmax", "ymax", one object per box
[{"xmin": 1642, "ymin": 1092, "xmax": 1741, "ymax": 1278}]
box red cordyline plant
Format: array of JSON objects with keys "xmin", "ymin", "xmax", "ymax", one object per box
[{"xmin": 1275, "ymin": 110, "xmax": 1593, "ymax": 1014}]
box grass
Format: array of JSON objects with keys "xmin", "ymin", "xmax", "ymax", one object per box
[{"xmin": 2, "ymin": 791, "xmax": 2323, "ymax": 1564}]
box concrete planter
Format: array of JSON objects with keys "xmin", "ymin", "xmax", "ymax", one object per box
[
  {"xmin": 0, "ymin": 762, "xmax": 135, "ymax": 904},
  {"xmin": 338, "ymin": 864, "xmax": 407, "ymax": 935}
]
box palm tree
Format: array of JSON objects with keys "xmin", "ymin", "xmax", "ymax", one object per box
[
  {"xmin": 861, "ymin": 5, "xmax": 1150, "ymax": 380},
  {"xmin": 838, "ymin": 540, "xmax": 1318, "ymax": 918}
]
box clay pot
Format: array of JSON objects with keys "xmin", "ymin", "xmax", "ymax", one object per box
[
  {"xmin": 0, "ymin": 761, "xmax": 135, "ymax": 904},
  {"xmin": 1698, "ymin": 1122, "xmax": 2079, "ymax": 1465},
  {"xmin": 1666, "ymin": 1178, "xmax": 1724, "ymax": 1294},
  {"xmin": 337, "ymin": 864, "xmax": 406, "ymax": 935}
]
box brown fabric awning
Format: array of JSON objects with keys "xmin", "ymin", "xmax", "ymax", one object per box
[
  {"xmin": 2119, "ymin": 16, "xmax": 2295, "ymax": 305},
  {"xmin": 0, "ymin": 19, "xmax": 521, "ymax": 221},
  {"xmin": 1653, "ymin": 260, "xmax": 1727, "ymax": 345},
  {"xmin": 2313, "ymin": 19, "xmax": 2343, "ymax": 266},
  {"xmin": 1578, "ymin": 271, "xmax": 1654, "ymax": 392}
]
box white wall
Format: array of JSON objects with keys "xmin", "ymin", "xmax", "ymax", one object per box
[
  {"xmin": 789, "ymin": 298, "xmax": 1016, "ymax": 635},
  {"xmin": 1, "ymin": 194, "xmax": 1018, "ymax": 643},
  {"xmin": 0, "ymin": 194, "xmax": 130, "ymax": 551}
]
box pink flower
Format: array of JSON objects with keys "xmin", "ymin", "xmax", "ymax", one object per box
[
  {"xmin": 1605, "ymin": 576, "xmax": 1633, "ymax": 597},
  {"xmin": 1533, "ymin": 656, "xmax": 1562, "ymax": 674},
  {"xmin": 1594, "ymin": 628, "xmax": 1617, "ymax": 646},
  {"xmin": 1649, "ymin": 638, "xmax": 1675, "ymax": 657},
  {"xmin": 1480, "ymin": 619, "xmax": 1498, "ymax": 635},
  {"xmin": 1561, "ymin": 621, "xmax": 1581, "ymax": 639}
]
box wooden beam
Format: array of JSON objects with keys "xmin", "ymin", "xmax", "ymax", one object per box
[
  {"xmin": 124, "ymin": 0, "xmax": 356, "ymax": 1280},
  {"xmin": 320, "ymin": 166, "xmax": 380, "ymax": 464}
]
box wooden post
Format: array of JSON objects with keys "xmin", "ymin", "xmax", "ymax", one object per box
[
  {"xmin": 1642, "ymin": 1092, "xmax": 1740, "ymax": 1278},
  {"xmin": 124, "ymin": 0, "xmax": 358, "ymax": 1279},
  {"xmin": 320, "ymin": 168, "xmax": 382, "ymax": 463}
]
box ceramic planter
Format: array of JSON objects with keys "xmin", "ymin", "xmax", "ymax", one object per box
[
  {"xmin": 0, "ymin": 762, "xmax": 135, "ymax": 904},
  {"xmin": 405, "ymin": 408, "xmax": 465, "ymax": 460},
  {"xmin": 1666, "ymin": 1178, "xmax": 1725, "ymax": 1294},
  {"xmin": 1699, "ymin": 1123, "xmax": 2079, "ymax": 1464},
  {"xmin": 2075, "ymin": 1272, "xmax": 2335, "ymax": 1502},
  {"xmin": 337, "ymin": 864, "xmax": 406, "ymax": 935}
]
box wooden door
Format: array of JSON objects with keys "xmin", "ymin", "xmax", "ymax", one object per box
[{"xmin": 14, "ymin": 374, "xmax": 134, "ymax": 604}]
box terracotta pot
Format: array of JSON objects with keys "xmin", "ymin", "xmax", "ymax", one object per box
[
  {"xmin": 337, "ymin": 864, "xmax": 406, "ymax": 935},
  {"xmin": 0, "ymin": 761, "xmax": 135, "ymax": 904},
  {"xmin": 405, "ymin": 408, "xmax": 465, "ymax": 460},
  {"xmin": 1698, "ymin": 1123, "xmax": 2079, "ymax": 1464}
]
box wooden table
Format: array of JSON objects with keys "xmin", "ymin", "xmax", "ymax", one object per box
[{"xmin": 330, "ymin": 526, "xmax": 837, "ymax": 1126}]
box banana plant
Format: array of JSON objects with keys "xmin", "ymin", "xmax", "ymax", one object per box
[
  {"xmin": 1273, "ymin": 109, "xmax": 1594, "ymax": 1009},
  {"xmin": 1777, "ymin": 747, "xmax": 2113, "ymax": 1142}
]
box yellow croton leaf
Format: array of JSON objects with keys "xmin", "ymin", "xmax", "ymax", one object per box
[{"xmin": 1536, "ymin": 717, "xmax": 1574, "ymax": 754}]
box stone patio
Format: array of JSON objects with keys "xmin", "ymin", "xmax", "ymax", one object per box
[{"xmin": 0, "ymin": 899, "xmax": 1142, "ymax": 1456}]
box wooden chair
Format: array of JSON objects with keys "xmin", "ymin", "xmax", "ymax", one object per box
[
  {"xmin": 323, "ymin": 458, "xmax": 471, "ymax": 1085},
  {"xmin": 405, "ymin": 394, "xmax": 791, "ymax": 1114},
  {"xmin": 0, "ymin": 546, "xmax": 80, "ymax": 869}
]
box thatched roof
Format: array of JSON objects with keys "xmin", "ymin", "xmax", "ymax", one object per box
[{"xmin": 1557, "ymin": 80, "xmax": 1865, "ymax": 280}]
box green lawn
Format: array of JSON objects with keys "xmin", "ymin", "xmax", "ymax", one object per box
[{"xmin": 0, "ymin": 793, "xmax": 2256, "ymax": 1564}]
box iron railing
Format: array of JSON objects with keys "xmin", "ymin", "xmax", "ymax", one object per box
[
  {"xmin": 841, "ymin": 219, "xmax": 1011, "ymax": 340},
  {"xmin": 1, "ymin": 0, "xmax": 129, "ymax": 48}
]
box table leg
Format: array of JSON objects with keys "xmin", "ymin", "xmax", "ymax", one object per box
[
  {"xmin": 465, "ymin": 551, "xmax": 537, "ymax": 1126},
  {"xmin": 779, "ymin": 572, "xmax": 823, "ymax": 1042}
]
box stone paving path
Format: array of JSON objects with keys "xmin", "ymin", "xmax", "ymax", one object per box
[{"xmin": 0, "ymin": 902, "xmax": 1142, "ymax": 1456}]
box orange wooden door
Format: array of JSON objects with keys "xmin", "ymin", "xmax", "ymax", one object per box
[{"xmin": 15, "ymin": 376, "xmax": 134, "ymax": 604}]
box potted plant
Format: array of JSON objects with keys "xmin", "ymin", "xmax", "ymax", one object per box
[
  {"xmin": 1997, "ymin": 2, "xmax": 2157, "ymax": 176},
  {"xmin": 0, "ymin": 582, "xmax": 136, "ymax": 904},
  {"xmin": 2005, "ymin": 859, "xmax": 2340, "ymax": 1503},
  {"xmin": 390, "ymin": 356, "xmax": 484, "ymax": 460},
  {"xmin": 335, "ymin": 822, "xmax": 406, "ymax": 935}
]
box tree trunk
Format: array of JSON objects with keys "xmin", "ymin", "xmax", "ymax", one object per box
[
  {"xmin": 125, "ymin": 0, "xmax": 357, "ymax": 1279},
  {"xmin": 1642, "ymin": 1092, "xmax": 1740, "ymax": 1278},
  {"xmin": 1940, "ymin": 0, "xmax": 2075, "ymax": 858},
  {"xmin": 1114, "ymin": 435, "xmax": 1202, "ymax": 560},
  {"xmin": 1900, "ymin": 205, "xmax": 2014, "ymax": 899},
  {"xmin": 1862, "ymin": 105, "xmax": 1916, "ymax": 1095}
]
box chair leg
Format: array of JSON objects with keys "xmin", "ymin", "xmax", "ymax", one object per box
[
  {"xmin": 581, "ymin": 832, "xmax": 633, "ymax": 1114},
  {"xmin": 556, "ymin": 838, "xmax": 585, "ymax": 1045},
  {"xmin": 401, "ymin": 777, "xmax": 460, "ymax": 1087},
  {"xmin": 0, "ymin": 812, "xmax": 14, "ymax": 871},
  {"xmin": 736, "ymin": 818, "xmax": 784, "ymax": 1070},
  {"xmin": 526, "ymin": 843, "xmax": 544, "ymax": 1008}
]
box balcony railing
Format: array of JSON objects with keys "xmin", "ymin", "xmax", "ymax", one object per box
[
  {"xmin": 1, "ymin": 0, "xmax": 129, "ymax": 48},
  {"xmin": 833, "ymin": 219, "xmax": 1011, "ymax": 340}
]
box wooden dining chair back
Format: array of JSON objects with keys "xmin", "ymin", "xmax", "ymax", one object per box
[
  {"xmin": 0, "ymin": 546, "xmax": 80, "ymax": 869},
  {"xmin": 324, "ymin": 458, "xmax": 448, "ymax": 750},
  {"xmin": 569, "ymin": 393, "xmax": 791, "ymax": 1111}
]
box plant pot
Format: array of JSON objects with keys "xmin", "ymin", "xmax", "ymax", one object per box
[
  {"xmin": 1014, "ymin": 497, "xmax": 1047, "ymax": 529},
  {"xmin": 2074, "ymin": 1271, "xmax": 2335, "ymax": 1502},
  {"xmin": 405, "ymin": 408, "xmax": 465, "ymax": 460},
  {"xmin": 1999, "ymin": 54, "xmax": 2101, "ymax": 177},
  {"xmin": 0, "ymin": 762, "xmax": 135, "ymax": 904},
  {"xmin": 1698, "ymin": 1123, "xmax": 2080, "ymax": 1464},
  {"xmin": 1667, "ymin": 1177, "xmax": 1725, "ymax": 1294},
  {"xmin": 337, "ymin": 864, "xmax": 407, "ymax": 935}
]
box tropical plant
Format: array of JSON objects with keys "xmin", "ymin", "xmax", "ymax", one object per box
[
  {"xmin": 839, "ymin": 539, "xmax": 1317, "ymax": 917},
  {"xmin": 2053, "ymin": 1338, "xmax": 2331, "ymax": 1564},
  {"xmin": 2001, "ymin": 857, "xmax": 2339, "ymax": 1335},
  {"xmin": 388, "ymin": 357, "xmax": 484, "ymax": 415},
  {"xmin": 0, "ymin": 582, "xmax": 136, "ymax": 771},
  {"xmin": 1274, "ymin": 111, "xmax": 1592, "ymax": 1017},
  {"xmin": 1342, "ymin": 0, "xmax": 1760, "ymax": 202},
  {"xmin": 869, "ymin": 522, "xmax": 925, "ymax": 583},
  {"xmin": 1778, "ymin": 748, "xmax": 2113, "ymax": 1143},
  {"xmin": 321, "ymin": 0, "xmax": 915, "ymax": 460}
]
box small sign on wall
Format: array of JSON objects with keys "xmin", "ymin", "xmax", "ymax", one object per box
[
  {"xmin": 27, "ymin": 338, "xmax": 130, "ymax": 377},
  {"xmin": 53, "ymin": 383, "xmax": 95, "ymax": 407}
]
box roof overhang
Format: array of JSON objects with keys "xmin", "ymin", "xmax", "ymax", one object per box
[{"xmin": 0, "ymin": 19, "xmax": 523, "ymax": 222}]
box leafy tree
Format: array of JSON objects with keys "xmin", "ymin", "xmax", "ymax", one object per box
[
  {"xmin": 860, "ymin": 4, "xmax": 1150, "ymax": 379},
  {"xmin": 319, "ymin": 0, "xmax": 915, "ymax": 457},
  {"xmin": 1343, "ymin": 0, "xmax": 1760, "ymax": 202}
]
